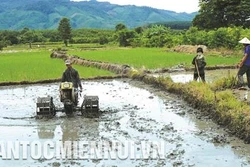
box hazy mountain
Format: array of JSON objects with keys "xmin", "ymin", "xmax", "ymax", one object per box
[{"xmin": 0, "ymin": 0, "xmax": 197, "ymax": 30}]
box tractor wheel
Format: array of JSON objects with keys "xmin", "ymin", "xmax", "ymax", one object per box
[
  {"xmin": 80, "ymin": 101, "xmax": 85, "ymax": 116},
  {"xmin": 65, "ymin": 104, "xmax": 73, "ymax": 116},
  {"xmin": 80, "ymin": 106, "xmax": 86, "ymax": 117},
  {"xmin": 50, "ymin": 104, "xmax": 56, "ymax": 116}
]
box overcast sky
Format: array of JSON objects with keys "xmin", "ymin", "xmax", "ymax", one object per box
[{"xmin": 72, "ymin": 0, "xmax": 200, "ymax": 13}]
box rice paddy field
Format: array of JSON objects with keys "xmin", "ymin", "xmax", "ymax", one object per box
[
  {"xmin": 0, "ymin": 44, "xmax": 240, "ymax": 82},
  {"xmin": 68, "ymin": 47, "xmax": 239, "ymax": 69},
  {"xmin": 0, "ymin": 50, "xmax": 114, "ymax": 82}
]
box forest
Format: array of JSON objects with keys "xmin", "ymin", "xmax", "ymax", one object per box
[{"xmin": 0, "ymin": 0, "xmax": 250, "ymax": 51}]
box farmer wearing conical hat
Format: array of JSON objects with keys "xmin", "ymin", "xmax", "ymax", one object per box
[{"xmin": 237, "ymin": 37, "xmax": 250, "ymax": 89}]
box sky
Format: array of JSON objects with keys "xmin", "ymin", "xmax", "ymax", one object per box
[{"xmin": 72, "ymin": 0, "xmax": 200, "ymax": 13}]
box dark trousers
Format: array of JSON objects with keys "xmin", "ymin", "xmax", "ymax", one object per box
[
  {"xmin": 193, "ymin": 73, "xmax": 205, "ymax": 82},
  {"xmin": 237, "ymin": 64, "xmax": 250, "ymax": 88}
]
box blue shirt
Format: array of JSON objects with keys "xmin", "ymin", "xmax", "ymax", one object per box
[{"xmin": 244, "ymin": 45, "xmax": 250, "ymax": 66}]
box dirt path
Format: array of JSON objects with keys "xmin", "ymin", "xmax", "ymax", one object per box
[{"xmin": 0, "ymin": 79, "xmax": 250, "ymax": 166}]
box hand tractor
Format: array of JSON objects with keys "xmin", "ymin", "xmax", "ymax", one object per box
[{"xmin": 36, "ymin": 82, "xmax": 99, "ymax": 117}]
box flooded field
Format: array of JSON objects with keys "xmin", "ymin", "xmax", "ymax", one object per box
[
  {"xmin": 0, "ymin": 78, "xmax": 250, "ymax": 167},
  {"xmin": 167, "ymin": 69, "xmax": 238, "ymax": 83}
]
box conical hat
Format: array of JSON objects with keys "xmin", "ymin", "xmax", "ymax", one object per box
[
  {"xmin": 239, "ymin": 37, "xmax": 250, "ymax": 44},
  {"xmin": 65, "ymin": 59, "xmax": 71, "ymax": 65}
]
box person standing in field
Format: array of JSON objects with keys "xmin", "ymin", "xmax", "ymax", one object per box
[
  {"xmin": 236, "ymin": 37, "xmax": 250, "ymax": 89},
  {"xmin": 192, "ymin": 47, "xmax": 207, "ymax": 82}
]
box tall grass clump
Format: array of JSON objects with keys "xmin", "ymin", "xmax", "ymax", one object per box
[{"xmin": 210, "ymin": 75, "xmax": 238, "ymax": 91}]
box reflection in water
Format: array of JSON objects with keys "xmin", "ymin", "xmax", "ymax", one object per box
[
  {"xmin": 61, "ymin": 119, "xmax": 79, "ymax": 142},
  {"xmin": 0, "ymin": 79, "xmax": 250, "ymax": 166},
  {"xmin": 61, "ymin": 117, "xmax": 100, "ymax": 142},
  {"xmin": 36, "ymin": 117, "xmax": 100, "ymax": 142},
  {"xmin": 37, "ymin": 125, "xmax": 56, "ymax": 139}
]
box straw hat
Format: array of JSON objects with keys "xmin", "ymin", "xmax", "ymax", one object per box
[{"xmin": 239, "ymin": 37, "xmax": 250, "ymax": 44}]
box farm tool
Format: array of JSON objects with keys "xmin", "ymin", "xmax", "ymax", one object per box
[{"xmin": 36, "ymin": 82, "xmax": 99, "ymax": 117}]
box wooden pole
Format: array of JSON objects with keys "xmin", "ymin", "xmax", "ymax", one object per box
[{"xmin": 195, "ymin": 59, "xmax": 201, "ymax": 82}]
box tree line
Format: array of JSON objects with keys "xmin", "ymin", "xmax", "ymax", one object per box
[
  {"xmin": 0, "ymin": 21, "xmax": 250, "ymax": 49},
  {"xmin": 1, "ymin": 0, "xmax": 250, "ymax": 51},
  {"xmin": 0, "ymin": 23, "xmax": 247, "ymax": 51},
  {"xmin": 0, "ymin": 22, "xmax": 247, "ymax": 51},
  {"xmin": 193, "ymin": 0, "xmax": 250, "ymax": 30}
]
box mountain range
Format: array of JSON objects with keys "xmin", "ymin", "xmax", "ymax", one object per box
[{"xmin": 0, "ymin": 0, "xmax": 197, "ymax": 30}]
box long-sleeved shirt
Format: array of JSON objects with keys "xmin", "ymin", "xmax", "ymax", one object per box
[
  {"xmin": 192, "ymin": 54, "xmax": 206, "ymax": 75},
  {"xmin": 243, "ymin": 45, "xmax": 250, "ymax": 66},
  {"xmin": 62, "ymin": 67, "xmax": 82, "ymax": 89}
]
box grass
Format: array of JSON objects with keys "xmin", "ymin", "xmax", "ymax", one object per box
[
  {"xmin": 68, "ymin": 47, "xmax": 239, "ymax": 69},
  {"xmin": 0, "ymin": 50, "xmax": 114, "ymax": 82},
  {"xmin": 0, "ymin": 44, "xmax": 240, "ymax": 82}
]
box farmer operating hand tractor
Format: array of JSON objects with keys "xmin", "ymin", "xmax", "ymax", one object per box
[
  {"xmin": 62, "ymin": 59, "xmax": 83, "ymax": 92},
  {"xmin": 192, "ymin": 47, "xmax": 207, "ymax": 82},
  {"xmin": 60, "ymin": 59, "xmax": 83, "ymax": 108},
  {"xmin": 36, "ymin": 59, "xmax": 99, "ymax": 117}
]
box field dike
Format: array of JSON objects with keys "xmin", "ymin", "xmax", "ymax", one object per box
[
  {"xmin": 50, "ymin": 51, "xmax": 131, "ymax": 74},
  {"xmin": 50, "ymin": 51, "xmax": 250, "ymax": 143},
  {"xmin": 144, "ymin": 65, "xmax": 236, "ymax": 74}
]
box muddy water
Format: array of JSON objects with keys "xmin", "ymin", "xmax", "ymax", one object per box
[
  {"xmin": 0, "ymin": 79, "xmax": 250, "ymax": 166},
  {"xmin": 167, "ymin": 68, "xmax": 250, "ymax": 103},
  {"xmin": 165, "ymin": 69, "xmax": 239, "ymax": 83}
]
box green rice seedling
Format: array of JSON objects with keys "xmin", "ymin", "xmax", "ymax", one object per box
[
  {"xmin": 68, "ymin": 47, "xmax": 239, "ymax": 69},
  {"xmin": 0, "ymin": 50, "xmax": 114, "ymax": 82}
]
